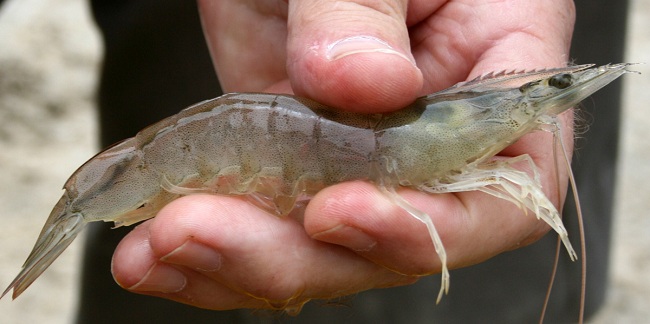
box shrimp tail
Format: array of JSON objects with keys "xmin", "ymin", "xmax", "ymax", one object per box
[{"xmin": 1, "ymin": 194, "xmax": 86, "ymax": 300}]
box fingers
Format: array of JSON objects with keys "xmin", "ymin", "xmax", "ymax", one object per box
[
  {"xmin": 464, "ymin": 1, "xmax": 575, "ymax": 76},
  {"xmin": 286, "ymin": 0, "xmax": 422, "ymax": 112},
  {"xmin": 304, "ymin": 181, "xmax": 554, "ymax": 274},
  {"xmin": 112, "ymin": 194, "xmax": 414, "ymax": 310},
  {"xmin": 199, "ymin": 0, "xmax": 424, "ymax": 111},
  {"xmin": 200, "ymin": 0, "xmax": 575, "ymax": 111},
  {"xmin": 112, "ymin": 181, "xmax": 557, "ymax": 309},
  {"xmin": 112, "ymin": 221, "xmax": 259, "ymax": 309},
  {"xmin": 410, "ymin": 1, "xmax": 575, "ymax": 91},
  {"xmin": 198, "ymin": 0, "xmax": 290, "ymax": 92}
]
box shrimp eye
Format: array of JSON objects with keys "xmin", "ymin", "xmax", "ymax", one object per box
[{"xmin": 549, "ymin": 73, "xmax": 573, "ymax": 89}]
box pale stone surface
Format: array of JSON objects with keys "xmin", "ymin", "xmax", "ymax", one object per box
[
  {"xmin": 0, "ymin": 0, "xmax": 99, "ymax": 323},
  {"xmin": 0, "ymin": 0, "xmax": 647, "ymax": 323}
]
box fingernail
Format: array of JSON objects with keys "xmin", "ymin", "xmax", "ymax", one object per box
[
  {"xmin": 326, "ymin": 35, "xmax": 415, "ymax": 65},
  {"xmin": 161, "ymin": 240, "xmax": 222, "ymax": 272},
  {"xmin": 128, "ymin": 263, "xmax": 187, "ymax": 293},
  {"xmin": 312, "ymin": 224, "xmax": 377, "ymax": 252}
]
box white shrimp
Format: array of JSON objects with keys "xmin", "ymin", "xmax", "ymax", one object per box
[{"xmin": 2, "ymin": 64, "xmax": 634, "ymax": 312}]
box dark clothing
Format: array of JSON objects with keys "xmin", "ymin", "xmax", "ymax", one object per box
[{"xmin": 76, "ymin": 1, "xmax": 628, "ymax": 322}]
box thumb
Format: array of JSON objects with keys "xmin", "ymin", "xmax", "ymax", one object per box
[{"xmin": 286, "ymin": 0, "xmax": 422, "ymax": 113}]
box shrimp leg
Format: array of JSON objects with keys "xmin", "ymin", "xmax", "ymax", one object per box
[
  {"xmin": 371, "ymin": 157, "xmax": 450, "ymax": 303},
  {"xmin": 418, "ymin": 155, "xmax": 577, "ymax": 261}
]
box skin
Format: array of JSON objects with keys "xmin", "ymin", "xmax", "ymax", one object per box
[{"xmin": 111, "ymin": 0, "xmax": 576, "ymax": 311}]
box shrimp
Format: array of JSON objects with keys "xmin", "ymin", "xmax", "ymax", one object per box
[{"xmin": 1, "ymin": 63, "xmax": 634, "ymax": 308}]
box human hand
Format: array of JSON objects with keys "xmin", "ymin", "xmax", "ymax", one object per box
[{"xmin": 111, "ymin": 0, "xmax": 576, "ymax": 311}]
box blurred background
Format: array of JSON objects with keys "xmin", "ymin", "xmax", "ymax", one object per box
[{"xmin": 0, "ymin": 0, "xmax": 648, "ymax": 323}]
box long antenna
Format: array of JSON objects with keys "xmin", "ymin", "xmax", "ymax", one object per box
[
  {"xmin": 538, "ymin": 118, "xmax": 586, "ymax": 324},
  {"xmin": 556, "ymin": 121, "xmax": 586, "ymax": 324}
]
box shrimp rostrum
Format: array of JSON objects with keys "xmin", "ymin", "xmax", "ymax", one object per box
[{"xmin": 1, "ymin": 63, "xmax": 634, "ymax": 303}]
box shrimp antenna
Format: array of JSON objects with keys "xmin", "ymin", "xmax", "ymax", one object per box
[
  {"xmin": 539, "ymin": 122, "xmax": 563, "ymax": 324},
  {"xmin": 556, "ymin": 121, "xmax": 586, "ymax": 324},
  {"xmin": 538, "ymin": 119, "xmax": 586, "ymax": 324}
]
